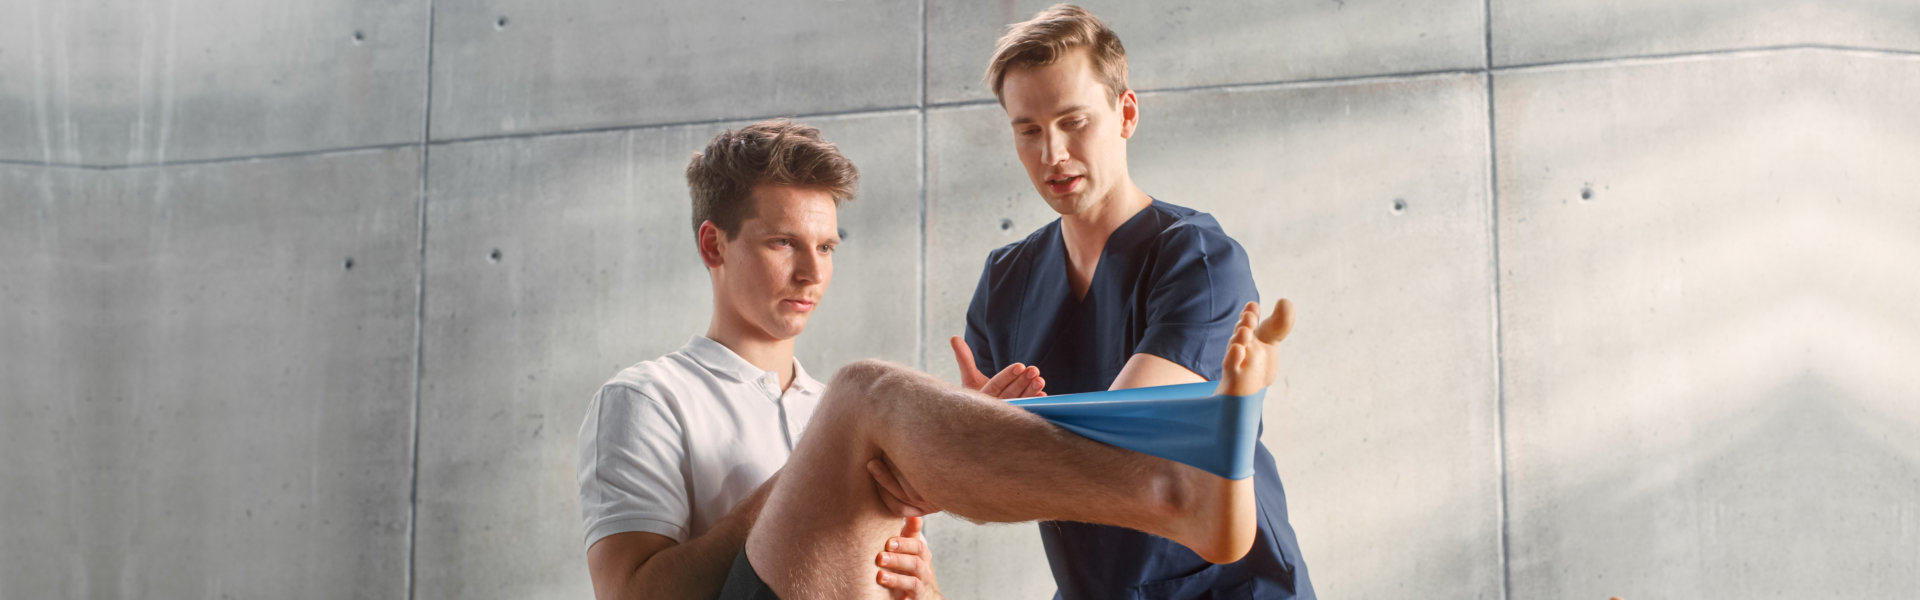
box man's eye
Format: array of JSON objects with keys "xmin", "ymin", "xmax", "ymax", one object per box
[
  {"xmin": 1018, "ymin": 128, "xmax": 1040, "ymax": 137},
  {"xmin": 1067, "ymin": 118, "xmax": 1087, "ymax": 129},
  {"xmin": 773, "ymin": 238, "xmax": 792, "ymax": 247},
  {"xmin": 819, "ymin": 244, "xmax": 836, "ymax": 254}
]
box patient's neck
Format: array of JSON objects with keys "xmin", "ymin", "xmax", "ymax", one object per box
[{"xmin": 706, "ymin": 317, "xmax": 797, "ymax": 391}]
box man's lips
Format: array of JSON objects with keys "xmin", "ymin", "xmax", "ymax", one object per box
[
  {"xmin": 1047, "ymin": 174, "xmax": 1082, "ymax": 194},
  {"xmin": 781, "ymin": 299, "xmax": 817, "ymax": 311}
]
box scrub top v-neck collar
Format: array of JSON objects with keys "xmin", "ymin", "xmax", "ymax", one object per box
[
  {"xmin": 1053, "ymin": 198, "xmax": 1163, "ymax": 306},
  {"xmin": 1021, "ymin": 199, "xmax": 1168, "ymax": 389}
]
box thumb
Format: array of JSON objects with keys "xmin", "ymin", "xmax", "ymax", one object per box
[
  {"xmin": 949, "ymin": 336, "xmax": 985, "ymax": 386},
  {"xmin": 900, "ymin": 516, "xmax": 924, "ymax": 538},
  {"xmin": 1256, "ymin": 299, "xmax": 1295, "ymax": 344}
]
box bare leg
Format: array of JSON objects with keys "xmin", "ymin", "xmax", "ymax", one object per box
[{"xmin": 745, "ymin": 301, "xmax": 1295, "ymax": 599}]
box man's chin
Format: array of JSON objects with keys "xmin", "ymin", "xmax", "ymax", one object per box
[
  {"xmin": 1043, "ymin": 194, "xmax": 1083, "ymax": 216},
  {"xmin": 773, "ymin": 318, "xmax": 811, "ymax": 340}
]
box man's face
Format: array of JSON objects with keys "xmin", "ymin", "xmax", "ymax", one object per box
[
  {"xmin": 707, "ymin": 184, "xmax": 839, "ymax": 343},
  {"xmin": 1000, "ymin": 48, "xmax": 1136, "ymax": 218}
]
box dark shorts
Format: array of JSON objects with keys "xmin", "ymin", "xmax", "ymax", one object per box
[{"xmin": 717, "ymin": 549, "xmax": 780, "ymax": 600}]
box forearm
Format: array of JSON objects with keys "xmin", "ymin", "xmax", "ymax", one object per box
[{"xmin": 605, "ymin": 478, "xmax": 773, "ymax": 600}]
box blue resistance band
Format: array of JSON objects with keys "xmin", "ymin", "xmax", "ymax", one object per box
[{"xmin": 1009, "ymin": 382, "xmax": 1264, "ymax": 480}]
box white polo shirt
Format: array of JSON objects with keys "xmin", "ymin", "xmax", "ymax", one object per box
[{"xmin": 577, "ymin": 335, "xmax": 823, "ymax": 549}]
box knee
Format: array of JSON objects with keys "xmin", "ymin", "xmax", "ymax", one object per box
[
  {"xmin": 828, "ymin": 359, "xmax": 900, "ymax": 392},
  {"xmin": 822, "ymin": 359, "xmax": 905, "ymax": 413}
]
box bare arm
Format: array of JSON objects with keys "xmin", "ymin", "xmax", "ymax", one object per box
[
  {"xmin": 587, "ymin": 472, "xmax": 778, "ymax": 600},
  {"xmin": 1107, "ymin": 352, "xmax": 1206, "ymax": 391}
]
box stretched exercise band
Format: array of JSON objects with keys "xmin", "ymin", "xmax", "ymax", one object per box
[{"xmin": 1009, "ymin": 382, "xmax": 1263, "ymax": 480}]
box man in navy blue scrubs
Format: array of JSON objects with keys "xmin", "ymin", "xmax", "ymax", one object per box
[{"xmin": 950, "ymin": 5, "xmax": 1315, "ymax": 598}]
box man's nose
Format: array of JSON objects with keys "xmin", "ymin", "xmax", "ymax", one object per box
[
  {"xmin": 793, "ymin": 247, "xmax": 822, "ymax": 283},
  {"xmin": 1041, "ymin": 131, "xmax": 1068, "ymax": 165}
]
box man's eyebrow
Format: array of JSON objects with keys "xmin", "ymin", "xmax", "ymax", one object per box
[
  {"xmin": 772, "ymin": 230, "xmax": 840, "ymax": 243},
  {"xmin": 1010, "ymin": 105, "xmax": 1092, "ymax": 126}
]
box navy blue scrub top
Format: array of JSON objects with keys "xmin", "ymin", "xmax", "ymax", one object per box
[{"xmin": 964, "ymin": 199, "xmax": 1316, "ymax": 600}]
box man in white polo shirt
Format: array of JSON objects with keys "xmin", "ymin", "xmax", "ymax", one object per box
[{"xmin": 578, "ymin": 120, "xmax": 992, "ymax": 599}]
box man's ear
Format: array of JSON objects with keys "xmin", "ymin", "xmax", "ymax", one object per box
[
  {"xmin": 1118, "ymin": 89, "xmax": 1139, "ymax": 139},
  {"xmin": 697, "ymin": 220, "xmax": 726, "ymax": 269}
]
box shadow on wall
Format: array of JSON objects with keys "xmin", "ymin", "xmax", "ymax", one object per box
[{"xmin": 1512, "ymin": 375, "xmax": 1920, "ymax": 598}]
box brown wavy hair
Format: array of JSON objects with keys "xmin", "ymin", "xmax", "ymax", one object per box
[{"xmin": 685, "ymin": 119, "xmax": 858, "ymax": 238}]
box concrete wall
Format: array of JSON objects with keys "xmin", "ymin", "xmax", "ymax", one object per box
[{"xmin": 3, "ymin": 1, "xmax": 1915, "ymax": 598}]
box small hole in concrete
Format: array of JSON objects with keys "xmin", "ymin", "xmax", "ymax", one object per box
[
  {"xmin": 1580, "ymin": 185, "xmax": 1593, "ymax": 201},
  {"xmin": 351, "ymin": 30, "xmax": 365, "ymax": 44},
  {"xmin": 489, "ymin": 249, "xmax": 502, "ymax": 262},
  {"xmin": 495, "ymin": 16, "xmax": 509, "ymax": 30},
  {"xmin": 1391, "ymin": 198, "xmax": 1407, "ymax": 215},
  {"xmin": 999, "ymin": 218, "xmax": 1014, "ymax": 232},
  {"xmin": 343, "ymin": 257, "xmax": 354, "ymax": 270},
  {"xmin": 837, "ymin": 228, "xmax": 849, "ymax": 241}
]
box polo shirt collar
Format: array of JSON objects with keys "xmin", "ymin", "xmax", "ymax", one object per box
[
  {"xmin": 682, "ymin": 335, "xmax": 823, "ymax": 394},
  {"xmin": 789, "ymin": 359, "xmax": 823, "ymax": 395},
  {"xmin": 682, "ymin": 336, "xmax": 764, "ymax": 382}
]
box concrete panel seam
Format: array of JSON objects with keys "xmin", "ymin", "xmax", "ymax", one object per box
[
  {"xmin": 407, "ymin": 1, "xmax": 439, "ymax": 599},
  {"xmin": 920, "ymin": 0, "xmax": 929, "ymax": 111},
  {"xmin": 1493, "ymin": 43, "xmax": 1920, "ymax": 73},
  {"xmin": 0, "ymin": 159, "xmax": 104, "ymax": 171},
  {"xmin": 427, "ymin": 106, "xmax": 926, "ymax": 149},
  {"xmin": 1137, "ymin": 69, "xmax": 1487, "ymax": 98},
  {"xmin": 1484, "ymin": 0, "xmax": 1511, "ymax": 597},
  {"xmin": 15, "ymin": 46, "xmax": 1916, "ymax": 171},
  {"xmin": 918, "ymin": 0, "xmax": 929, "ymax": 371},
  {"xmin": 924, "ymin": 68, "xmax": 1489, "ymax": 111},
  {"xmin": 4, "ymin": 143, "xmax": 422, "ymax": 171}
]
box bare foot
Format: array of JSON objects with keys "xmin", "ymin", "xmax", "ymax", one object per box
[
  {"xmin": 1162, "ymin": 462, "xmax": 1258, "ymax": 564},
  {"xmin": 1219, "ymin": 299, "xmax": 1294, "ymax": 398},
  {"xmin": 1164, "ymin": 300, "xmax": 1296, "ymax": 564}
]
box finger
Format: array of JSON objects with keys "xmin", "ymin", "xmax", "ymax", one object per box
[
  {"xmin": 1018, "ymin": 375, "xmax": 1046, "ymax": 398},
  {"xmin": 981, "ymin": 363, "xmax": 1025, "ymax": 397},
  {"xmin": 876, "ymin": 569, "xmax": 923, "ymax": 595},
  {"xmin": 877, "ymin": 551, "xmax": 923, "ymax": 573},
  {"xmin": 875, "ymin": 489, "xmax": 927, "ymax": 517},
  {"xmin": 868, "ymin": 459, "xmax": 929, "ymax": 517},
  {"xmin": 886, "ymin": 535, "xmax": 927, "ymax": 556},
  {"xmin": 1233, "ymin": 319, "xmax": 1257, "ymax": 355},
  {"xmin": 1256, "ymin": 298, "xmax": 1295, "ymax": 344},
  {"xmin": 1239, "ymin": 301, "xmax": 1260, "ymax": 330},
  {"xmin": 1009, "ymin": 366, "xmax": 1039, "ymax": 397},
  {"xmin": 868, "ymin": 459, "xmax": 908, "ymax": 500},
  {"xmin": 1224, "ymin": 343, "xmax": 1248, "ymax": 375},
  {"xmin": 899, "ymin": 516, "xmax": 924, "ymax": 539},
  {"xmin": 949, "ymin": 336, "xmax": 986, "ymax": 387},
  {"xmin": 877, "ymin": 491, "xmax": 928, "ymax": 518},
  {"xmin": 877, "ymin": 457, "xmax": 936, "ymax": 510},
  {"xmin": 888, "ymin": 461, "xmax": 939, "ymax": 514}
]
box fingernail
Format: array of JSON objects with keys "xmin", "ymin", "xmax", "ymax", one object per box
[{"xmin": 888, "ymin": 540, "xmax": 898, "ymax": 551}]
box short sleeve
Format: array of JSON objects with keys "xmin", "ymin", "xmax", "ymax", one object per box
[
  {"xmin": 1133, "ymin": 224, "xmax": 1259, "ymax": 381},
  {"xmin": 577, "ymin": 383, "xmax": 692, "ymax": 549}
]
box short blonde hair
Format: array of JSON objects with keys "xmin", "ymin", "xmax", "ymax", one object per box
[{"xmin": 983, "ymin": 4, "xmax": 1129, "ymax": 104}]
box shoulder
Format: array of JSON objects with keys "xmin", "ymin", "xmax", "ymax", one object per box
[
  {"xmin": 595, "ymin": 354, "xmax": 702, "ymax": 411},
  {"xmin": 982, "ymin": 219, "xmax": 1058, "ymax": 269},
  {"xmin": 974, "ymin": 219, "xmax": 1060, "ymax": 293},
  {"xmin": 1144, "ymin": 201, "xmax": 1249, "ymax": 263}
]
